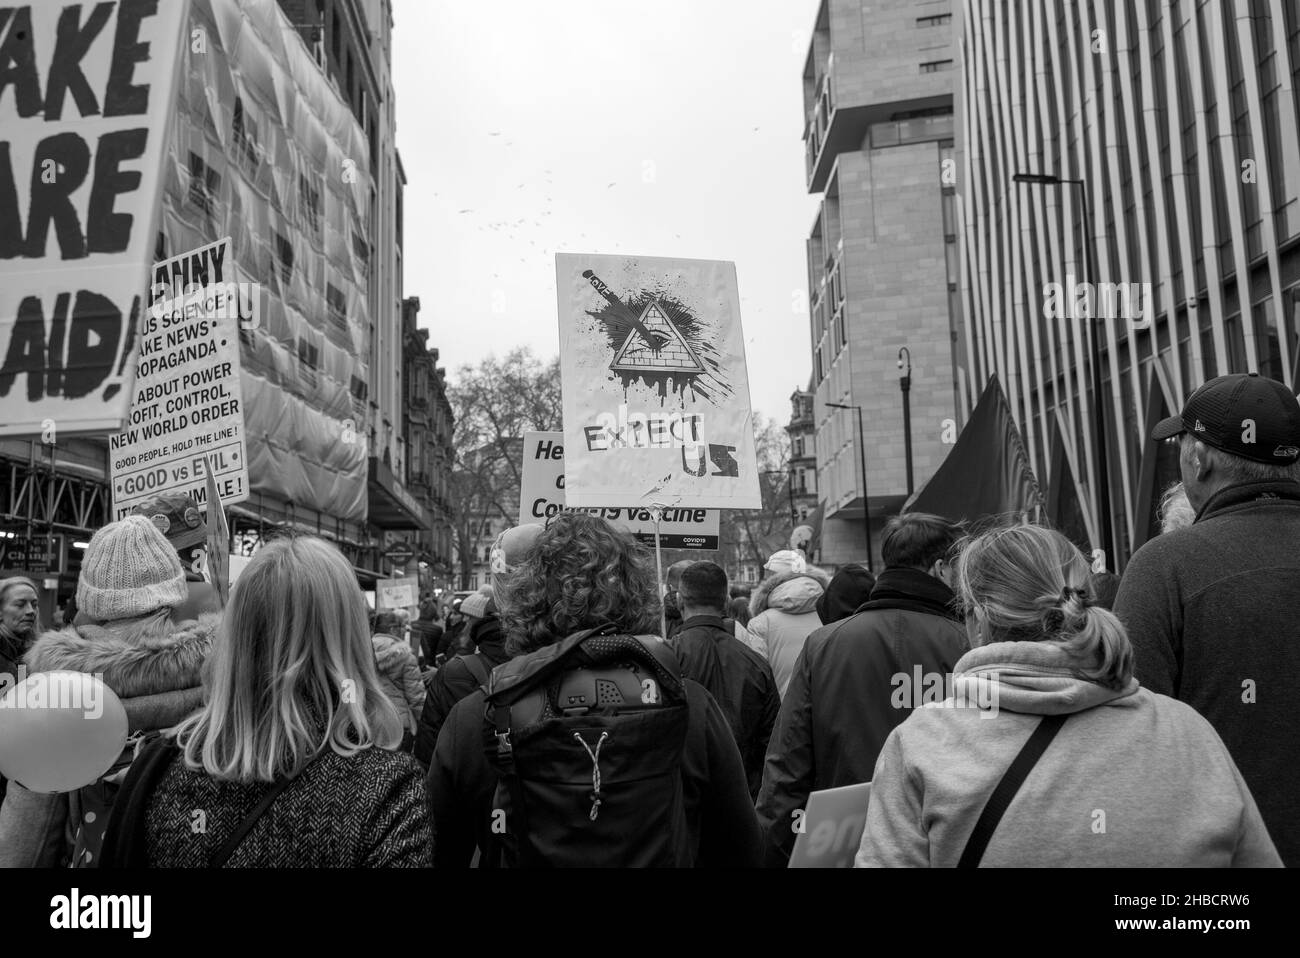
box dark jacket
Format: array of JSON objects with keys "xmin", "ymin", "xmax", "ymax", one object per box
[
  {"xmin": 670, "ymin": 614, "xmax": 780, "ymax": 798},
  {"xmin": 1114, "ymin": 478, "xmax": 1300, "ymax": 866},
  {"xmin": 142, "ymin": 745, "xmax": 431, "ymax": 866},
  {"xmin": 0, "ymin": 611, "xmax": 217, "ymax": 867},
  {"xmin": 427, "ymin": 676, "xmax": 762, "ymax": 868},
  {"xmin": 754, "ymin": 567, "xmax": 968, "ymax": 867},
  {"xmin": 412, "ymin": 615, "xmax": 510, "ymax": 766}
]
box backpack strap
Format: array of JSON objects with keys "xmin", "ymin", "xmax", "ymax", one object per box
[
  {"xmin": 99, "ymin": 734, "xmax": 182, "ymax": 869},
  {"xmin": 461, "ymin": 652, "xmax": 490, "ymax": 689},
  {"xmin": 209, "ymin": 748, "xmax": 326, "ymax": 868},
  {"xmin": 958, "ymin": 714, "xmax": 1068, "ymax": 868}
]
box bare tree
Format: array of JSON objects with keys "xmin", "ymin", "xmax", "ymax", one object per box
[
  {"xmin": 718, "ymin": 414, "xmax": 793, "ymax": 581},
  {"xmin": 448, "ymin": 348, "xmax": 562, "ymax": 587}
]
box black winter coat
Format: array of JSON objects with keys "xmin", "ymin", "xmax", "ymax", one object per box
[
  {"xmin": 670, "ymin": 614, "xmax": 780, "ymax": 798},
  {"xmin": 427, "ymin": 678, "xmax": 762, "ymax": 868},
  {"xmin": 754, "ymin": 567, "xmax": 968, "ymax": 866},
  {"xmin": 412, "ymin": 615, "xmax": 510, "ymax": 766}
]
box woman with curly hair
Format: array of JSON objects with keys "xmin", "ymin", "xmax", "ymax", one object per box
[{"xmin": 425, "ymin": 513, "xmax": 761, "ymax": 867}]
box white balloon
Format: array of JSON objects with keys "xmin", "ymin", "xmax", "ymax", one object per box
[{"xmin": 0, "ymin": 671, "xmax": 128, "ymax": 793}]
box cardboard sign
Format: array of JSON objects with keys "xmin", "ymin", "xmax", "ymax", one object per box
[
  {"xmin": 788, "ymin": 782, "xmax": 872, "ymax": 869},
  {"xmin": 377, "ymin": 576, "xmax": 419, "ymax": 610},
  {"xmin": 555, "ymin": 254, "xmax": 761, "ymax": 510},
  {"xmin": 108, "ymin": 238, "xmax": 249, "ymax": 519},
  {"xmin": 519, "ymin": 431, "xmax": 719, "ymax": 549},
  {"xmin": 0, "ymin": 0, "xmax": 190, "ymax": 437}
]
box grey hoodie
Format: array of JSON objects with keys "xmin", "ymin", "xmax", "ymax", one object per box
[{"xmin": 856, "ymin": 640, "xmax": 1281, "ymax": 867}]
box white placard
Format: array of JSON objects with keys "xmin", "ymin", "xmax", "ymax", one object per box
[
  {"xmin": 555, "ymin": 253, "xmax": 761, "ymax": 510},
  {"xmin": 519, "ymin": 431, "xmax": 720, "ymax": 550},
  {"xmin": 108, "ymin": 238, "xmax": 249, "ymax": 518}
]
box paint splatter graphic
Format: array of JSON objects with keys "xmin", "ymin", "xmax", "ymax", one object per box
[{"xmin": 584, "ymin": 284, "xmax": 732, "ymax": 405}]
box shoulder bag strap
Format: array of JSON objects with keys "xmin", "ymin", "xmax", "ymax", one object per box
[
  {"xmin": 98, "ymin": 735, "xmax": 181, "ymax": 869},
  {"xmin": 958, "ymin": 714, "xmax": 1068, "ymax": 868},
  {"xmin": 462, "ymin": 652, "xmax": 490, "ymax": 688},
  {"xmin": 210, "ymin": 747, "xmax": 326, "ymax": 868}
]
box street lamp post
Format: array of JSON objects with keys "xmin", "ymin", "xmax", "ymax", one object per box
[
  {"xmin": 1012, "ymin": 171, "xmax": 1115, "ymax": 565},
  {"xmin": 826, "ymin": 402, "xmax": 872, "ymax": 571},
  {"xmin": 897, "ymin": 346, "xmax": 914, "ymax": 496}
]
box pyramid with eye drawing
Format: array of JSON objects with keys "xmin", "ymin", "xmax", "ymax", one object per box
[{"xmin": 610, "ymin": 300, "xmax": 706, "ymax": 375}]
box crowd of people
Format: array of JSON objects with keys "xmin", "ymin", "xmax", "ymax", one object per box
[{"xmin": 0, "ymin": 370, "xmax": 1294, "ymax": 867}]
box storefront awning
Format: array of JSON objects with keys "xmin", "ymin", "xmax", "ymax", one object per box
[{"xmin": 367, "ymin": 457, "xmax": 428, "ymax": 530}]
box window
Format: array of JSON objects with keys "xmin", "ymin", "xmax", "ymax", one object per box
[
  {"xmin": 920, "ymin": 59, "xmax": 954, "ymax": 73},
  {"xmin": 794, "ymin": 436, "xmax": 803, "ymax": 458},
  {"xmin": 274, "ymin": 233, "xmax": 294, "ymax": 285},
  {"xmin": 326, "ymin": 283, "xmax": 346, "ymax": 325},
  {"xmin": 297, "ymin": 337, "xmax": 320, "ymax": 370},
  {"xmin": 232, "ymin": 97, "xmax": 259, "ymax": 169},
  {"xmin": 917, "ymin": 14, "xmax": 951, "ymax": 27},
  {"xmin": 187, "ymin": 152, "xmax": 219, "ymax": 215},
  {"xmin": 298, "ymin": 173, "xmax": 322, "ymax": 234}
]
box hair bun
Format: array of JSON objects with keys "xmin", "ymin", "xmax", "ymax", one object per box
[{"xmin": 1060, "ymin": 586, "xmax": 1092, "ymax": 608}]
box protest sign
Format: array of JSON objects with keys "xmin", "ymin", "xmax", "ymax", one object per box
[
  {"xmin": 555, "ymin": 253, "xmax": 761, "ymax": 510},
  {"xmin": 519, "ymin": 432, "xmax": 720, "ymax": 549},
  {"xmin": 0, "ymin": 1, "xmax": 190, "ymax": 437},
  {"xmin": 377, "ymin": 577, "xmax": 419, "ymax": 611},
  {"xmin": 108, "ymin": 238, "xmax": 249, "ymax": 520},
  {"xmin": 788, "ymin": 782, "xmax": 872, "ymax": 869}
]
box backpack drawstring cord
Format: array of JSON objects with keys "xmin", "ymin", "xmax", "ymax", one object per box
[{"xmin": 573, "ymin": 731, "xmax": 609, "ymax": 821}]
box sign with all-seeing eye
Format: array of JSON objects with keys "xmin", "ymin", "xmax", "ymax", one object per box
[{"xmin": 555, "ymin": 252, "xmax": 761, "ymax": 510}]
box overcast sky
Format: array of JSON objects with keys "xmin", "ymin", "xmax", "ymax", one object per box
[{"xmin": 393, "ymin": 0, "xmax": 821, "ymax": 427}]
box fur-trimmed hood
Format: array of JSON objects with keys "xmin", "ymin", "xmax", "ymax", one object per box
[
  {"xmin": 23, "ymin": 611, "xmax": 219, "ymax": 700},
  {"xmin": 749, "ymin": 567, "xmax": 830, "ymax": 618}
]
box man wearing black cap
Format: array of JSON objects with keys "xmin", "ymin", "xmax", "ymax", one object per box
[{"xmin": 1115, "ymin": 372, "xmax": 1300, "ymax": 866}]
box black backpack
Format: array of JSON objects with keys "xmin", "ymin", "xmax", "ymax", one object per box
[{"xmin": 481, "ymin": 624, "xmax": 693, "ymax": 867}]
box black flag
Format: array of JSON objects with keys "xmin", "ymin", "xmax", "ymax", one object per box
[{"xmin": 903, "ymin": 375, "xmax": 1044, "ymax": 522}]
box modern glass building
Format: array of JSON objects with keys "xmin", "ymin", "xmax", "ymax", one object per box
[{"xmin": 954, "ymin": 0, "xmax": 1300, "ymax": 568}]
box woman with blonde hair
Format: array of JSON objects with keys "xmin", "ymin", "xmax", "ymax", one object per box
[
  {"xmin": 102, "ymin": 536, "xmax": 431, "ymax": 867},
  {"xmin": 855, "ymin": 523, "xmax": 1280, "ymax": 868}
]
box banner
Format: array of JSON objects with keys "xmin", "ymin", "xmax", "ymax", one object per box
[
  {"xmin": 108, "ymin": 238, "xmax": 249, "ymax": 519},
  {"xmin": 555, "ymin": 253, "xmax": 761, "ymax": 510},
  {"xmin": 0, "ymin": 0, "xmax": 190, "ymax": 437},
  {"xmin": 520, "ymin": 431, "xmax": 720, "ymax": 549}
]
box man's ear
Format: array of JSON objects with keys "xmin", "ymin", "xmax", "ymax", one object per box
[{"xmin": 1192, "ymin": 440, "xmax": 1214, "ymax": 482}]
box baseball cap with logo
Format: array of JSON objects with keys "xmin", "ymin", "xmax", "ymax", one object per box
[
  {"xmin": 1151, "ymin": 372, "xmax": 1300, "ymax": 464},
  {"xmin": 129, "ymin": 492, "xmax": 209, "ymax": 550}
]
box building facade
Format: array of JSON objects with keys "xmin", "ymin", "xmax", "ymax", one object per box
[
  {"xmin": 787, "ymin": 385, "xmax": 819, "ymax": 528},
  {"xmin": 402, "ymin": 296, "xmax": 456, "ymax": 595},
  {"xmin": 277, "ymin": 0, "xmax": 430, "ymax": 582},
  {"xmin": 954, "ymin": 0, "xmax": 1300, "ymax": 567},
  {"xmin": 802, "ymin": 0, "xmax": 964, "ymax": 568}
]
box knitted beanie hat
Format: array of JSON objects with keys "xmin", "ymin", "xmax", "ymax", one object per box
[{"xmin": 78, "ymin": 515, "xmax": 188, "ymax": 621}]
